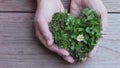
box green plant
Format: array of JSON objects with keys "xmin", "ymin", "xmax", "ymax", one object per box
[{"xmin": 49, "ymin": 8, "xmax": 102, "ymax": 62}]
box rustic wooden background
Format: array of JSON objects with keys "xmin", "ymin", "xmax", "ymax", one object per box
[{"xmin": 0, "ymin": 0, "xmax": 120, "ymax": 68}]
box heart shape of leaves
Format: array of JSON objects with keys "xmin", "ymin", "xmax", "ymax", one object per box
[{"xmin": 50, "ymin": 8, "xmax": 102, "ymax": 62}]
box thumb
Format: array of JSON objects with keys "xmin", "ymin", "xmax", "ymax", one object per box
[
  {"xmin": 37, "ymin": 18, "xmax": 53, "ymax": 46},
  {"xmin": 59, "ymin": 2, "xmax": 64, "ymax": 12},
  {"xmin": 70, "ymin": 0, "xmax": 82, "ymax": 17},
  {"xmin": 95, "ymin": 8, "xmax": 108, "ymax": 31},
  {"xmin": 101, "ymin": 10, "xmax": 108, "ymax": 31}
]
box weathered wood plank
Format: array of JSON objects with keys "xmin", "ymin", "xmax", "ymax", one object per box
[
  {"xmin": 0, "ymin": 0, "xmax": 119, "ymax": 12},
  {"xmin": 0, "ymin": 13, "xmax": 119, "ymax": 68},
  {"xmin": 103, "ymin": 0, "xmax": 120, "ymax": 12},
  {"xmin": 0, "ymin": 0, "xmax": 70, "ymax": 12}
]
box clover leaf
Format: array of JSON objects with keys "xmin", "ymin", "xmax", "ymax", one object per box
[{"xmin": 49, "ymin": 8, "xmax": 102, "ymax": 62}]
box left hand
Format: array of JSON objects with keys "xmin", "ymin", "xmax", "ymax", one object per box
[
  {"xmin": 70, "ymin": 0, "xmax": 108, "ymax": 58},
  {"xmin": 34, "ymin": 0, "xmax": 74, "ymax": 63}
]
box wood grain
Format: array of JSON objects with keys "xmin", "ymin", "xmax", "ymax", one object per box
[
  {"xmin": 0, "ymin": 0, "xmax": 119, "ymax": 12},
  {"xmin": 0, "ymin": 13, "xmax": 119, "ymax": 68}
]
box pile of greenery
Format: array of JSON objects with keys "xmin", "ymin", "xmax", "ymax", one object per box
[{"xmin": 49, "ymin": 8, "xmax": 102, "ymax": 62}]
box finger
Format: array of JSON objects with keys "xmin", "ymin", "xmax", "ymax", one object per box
[
  {"xmin": 36, "ymin": 30, "xmax": 46, "ymax": 46},
  {"xmin": 46, "ymin": 44, "xmax": 74, "ymax": 63},
  {"xmin": 88, "ymin": 39, "xmax": 102, "ymax": 58},
  {"xmin": 63, "ymin": 56, "xmax": 75, "ymax": 63},
  {"xmin": 36, "ymin": 30, "xmax": 73, "ymax": 61},
  {"xmin": 60, "ymin": 2, "xmax": 64, "ymax": 12},
  {"xmin": 70, "ymin": 0, "xmax": 82, "ymax": 17},
  {"xmin": 93, "ymin": 4, "xmax": 108, "ymax": 31},
  {"xmin": 88, "ymin": 44, "xmax": 99, "ymax": 58},
  {"xmin": 36, "ymin": 18, "xmax": 53, "ymax": 46},
  {"xmin": 100, "ymin": 9, "xmax": 108, "ymax": 31},
  {"xmin": 48, "ymin": 46, "xmax": 74, "ymax": 63},
  {"xmin": 35, "ymin": 23, "xmax": 46, "ymax": 45},
  {"xmin": 47, "ymin": 45, "xmax": 70, "ymax": 57},
  {"xmin": 86, "ymin": 0, "xmax": 108, "ymax": 31}
]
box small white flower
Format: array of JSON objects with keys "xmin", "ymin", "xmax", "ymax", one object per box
[{"xmin": 77, "ymin": 34, "xmax": 84, "ymax": 42}]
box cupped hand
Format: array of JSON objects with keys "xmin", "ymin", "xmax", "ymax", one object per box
[
  {"xmin": 34, "ymin": 0, "xmax": 74, "ymax": 63},
  {"xmin": 70, "ymin": 0, "xmax": 108, "ymax": 58}
]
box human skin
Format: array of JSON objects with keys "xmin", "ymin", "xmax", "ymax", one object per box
[
  {"xmin": 34, "ymin": 0, "xmax": 74, "ymax": 63},
  {"xmin": 34, "ymin": 0, "xmax": 108, "ymax": 63},
  {"xmin": 70, "ymin": 0, "xmax": 108, "ymax": 58}
]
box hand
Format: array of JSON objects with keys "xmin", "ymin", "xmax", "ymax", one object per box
[
  {"xmin": 70, "ymin": 0, "xmax": 108, "ymax": 58},
  {"xmin": 34, "ymin": 0, "xmax": 74, "ymax": 63}
]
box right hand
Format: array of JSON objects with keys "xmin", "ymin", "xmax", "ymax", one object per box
[
  {"xmin": 70, "ymin": 0, "xmax": 108, "ymax": 58},
  {"xmin": 34, "ymin": 0, "xmax": 74, "ymax": 63}
]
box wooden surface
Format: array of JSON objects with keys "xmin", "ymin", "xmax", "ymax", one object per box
[
  {"xmin": 0, "ymin": 0, "xmax": 120, "ymax": 68},
  {"xmin": 0, "ymin": 0, "xmax": 120, "ymax": 12}
]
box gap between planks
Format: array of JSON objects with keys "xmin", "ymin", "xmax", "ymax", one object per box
[{"xmin": 0, "ymin": 11, "xmax": 120, "ymax": 14}]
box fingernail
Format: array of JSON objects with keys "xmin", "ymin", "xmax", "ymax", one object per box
[
  {"xmin": 64, "ymin": 51, "xmax": 69, "ymax": 56},
  {"xmin": 68, "ymin": 59, "xmax": 74, "ymax": 63},
  {"xmin": 59, "ymin": 49, "xmax": 69, "ymax": 56},
  {"xmin": 64, "ymin": 56, "xmax": 74, "ymax": 63}
]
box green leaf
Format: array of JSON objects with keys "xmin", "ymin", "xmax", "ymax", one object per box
[
  {"xmin": 88, "ymin": 14, "xmax": 95, "ymax": 20},
  {"xmin": 71, "ymin": 35, "xmax": 76, "ymax": 39},
  {"xmin": 86, "ymin": 27, "xmax": 90, "ymax": 33},
  {"xmin": 82, "ymin": 8, "xmax": 93, "ymax": 16},
  {"xmin": 50, "ymin": 8, "xmax": 102, "ymax": 62},
  {"xmin": 64, "ymin": 9, "xmax": 68, "ymax": 13},
  {"xmin": 78, "ymin": 28, "xmax": 84, "ymax": 32},
  {"xmin": 70, "ymin": 45, "xmax": 74, "ymax": 50}
]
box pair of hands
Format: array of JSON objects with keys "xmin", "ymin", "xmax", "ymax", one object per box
[{"xmin": 34, "ymin": 0, "xmax": 108, "ymax": 63}]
